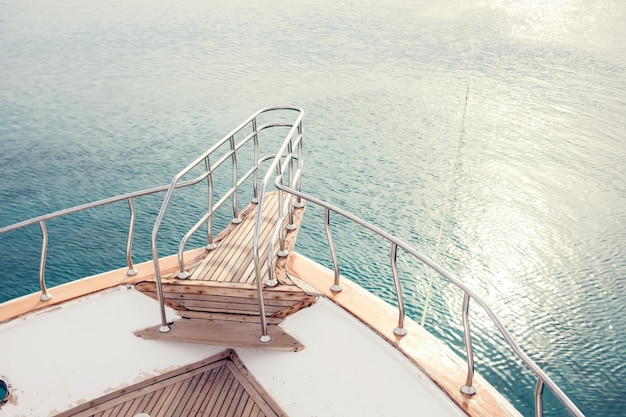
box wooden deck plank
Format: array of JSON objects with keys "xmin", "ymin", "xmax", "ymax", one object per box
[
  {"xmin": 199, "ymin": 366, "xmax": 230, "ymax": 417},
  {"xmin": 192, "ymin": 200, "xmax": 266, "ymax": 283},
  {"xmin": 135, "ymin": 318, "xmax": 304, "ymax": 351},
  {"xmin": 161, "ymin": 292, "xmax": 305, "ymax": 306},
  {"xmin": 226, "ymin": 358, "xmax": 285, "ymax": 417},
  {"xmin": 138, "ymin": 280, "xmax": 312, "ymax": 296},
  {"xmin": 184, "ymin": 204, "xmax": 253, "ymax": 282},
  {"xmin": 169, "ymin": 372, "xmax": 203, "ymax": 416},
  {"xmin": 222, "ymin": 384, "xmax": 245, "ymax": 417},
  {"xmin": 206, "ymin": 204, "xmax": 264, "ymax": 282},
  {"xmin": 127, "ymin": 392, "xmax": 153, "ymax": 416},
  {"xmin": 234, "ymin": 197, "xmax": 287, "ymax": 285},
  {"xmin": 173, "ymin": 302, "xmax": 283, "ymax": 316},
  {"xmin": 173, "ymin": 298, "xmax": 289, "ymax": 311},
  {"xmin": 160, "ymin": 377, "xmax": 193, "ymax": 417},
  {"xmin": 242, "ymin": 398, "xmax": 256, "ymax": 417},
  {"xmin": 56, "ymin": 354, "xmax": 230, "ymax": 417},
  {"xmin": 149, "ymin": 383, "xmax": 176, "ymax": 417},
  {"xmin": 115, "ymin": 398, "xmax": 134, "ymax": 417},
  {"xmin": 213, "ymin": 370, "xmax": 237, "ymax": 416},
  {"xmin": 228, "ymin": 194, "xmax": 280, "ymax": 284},
  {"xmin": 177, "ymin": 311, "xmax": 283, "ymax": 324},
  {"xmin": 191, "ymin": 192, "xmax": 282, "ymax": 284},
  {"xmin": 57, "ymin": 351, "xmax": 287, "ymax": 417},
  {"xmin": 232, "ymin": 390, "xmax": 251, "ymax": 417},
  {"xmin": 135, "ymin": 280, "xmax": 317, "ymax": 321},
  {"xmin": 184, "ymin": 368, "xmax": 219, "ymax": 417},
  {"xmin": 206, "ymin": 199, "xmax": 276, "ymax": 283}
]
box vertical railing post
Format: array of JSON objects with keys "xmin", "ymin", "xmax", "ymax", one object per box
[
  {"xmin": 252, "ymin": 187, "xmax": 271, "ymax": 343},
  {"xmin": 230, "ymin": 135, "xmax": 242, "ymax": 224},
  {"xmin": 152, "ymin": 232, "xmax": 170, "ymax": 333},
  {"xmin": 325, "ymin": 209, "xmax": 342, "ymax": 293},
  {"xmin": 390, "ymin": 243, "xmax": 407, "ymax": 336},
  {"xmin": 252, "ymin": 117, "xmax": 260, "ymax": 204},
  {"xmin": 205, "ymin": 156, "xmax": 217, "ymax": 250},
  {"xmin": 126, "ymin": 197, "xmax": 138, "ymax": 276},
  {"xmin": 286, "ymin": 168, "xmax": 297, "ymax": 232},
  {"xmin": 38, "ymin": 221, "xmax": 52, "ymax": 301},
  {"xmin": 294, "ymin": 121, "xmax": 304, "ymax": 209},
  {"xmin": 460, "ymin": 293, "xmax": 477, "ymax": 395},
  {"xmin": 535, "ymin": 379, "xmax": 545, "ymax": 417},
  {"xmin": 276, "ymin": 163, "xmax": 289, "ymax": 258},
  {"xmin": 286, "ymin": 139, "xmax": 296, "ymax": 229}
]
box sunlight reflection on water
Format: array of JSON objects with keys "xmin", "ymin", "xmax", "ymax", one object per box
[{"xmin": 1, "ymin": 0, "xmax": 625, "ymax": 415}]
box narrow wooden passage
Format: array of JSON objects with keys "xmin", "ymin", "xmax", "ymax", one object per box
[
  {"xmin": 188, "ymin": 191, "xmax": 299, "ymax": 285},
  {"xmin": 134, "ymin": 193, "xmax": 316, "ymax": 348},
  {"xmin": 56, "ymin": 350, "xmax": 287, "ymax": 417}
]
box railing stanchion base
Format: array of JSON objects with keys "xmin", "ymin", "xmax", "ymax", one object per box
[
  {"xmin": 126, "ymin": 268, "xmax": 138, "ymax": 276},
  {"xmin": 460, "ymin": 385, "xmax": 476, "ymax": 396},
  {"xmin": 393, "ymin": 327, "xmax": 408, "ymax": 337},
  {"xmin": 159, "ymin": 325, "xmax": 171, "ymax": 333},
  {"xmin": 330, "ymin": 284, "xmax": 343, "ymax": 293},
  {"xmin": 40, "ymin": 293, "xmax": 52, "ymax": 302}
]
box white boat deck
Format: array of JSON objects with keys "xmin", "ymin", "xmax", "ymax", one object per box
[{"xmin": 1, "ymin": 284, "xmax": 466, "ymax": 417}]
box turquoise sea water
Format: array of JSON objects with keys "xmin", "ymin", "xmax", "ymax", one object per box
[{"xmin": 1, "ymin": 0, "xmax": 625, "ymax": 416}]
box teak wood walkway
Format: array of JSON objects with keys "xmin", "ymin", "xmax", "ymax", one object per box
[
  {"xmin": 135, "ymin": 192, "xmax": 317, "ymax": 350},
  {"xmin": 57, "ymin": 350, "xmax": 287, "ymax": 417}
]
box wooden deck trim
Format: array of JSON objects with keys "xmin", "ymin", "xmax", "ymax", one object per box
[
  {"xmin": 56, "ymin": 350, "xmax": 288, "ymax": 417},
  {"xmin": 56, "ymin": 350, "xmax": 232, "ymax": 417},
  {"xmin": 139, "ymin": 279, "xmax": 309, "ymax": 293},
  {"xmin": 0, "ymin": 248, "xmax": 205, "ymax": 324}
]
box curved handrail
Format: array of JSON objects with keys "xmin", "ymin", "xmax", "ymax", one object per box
[
  {"xmin": 151, "ymin": 106, "xmax": 304, "ymax": 332},
  {"xmin": 251, "ymin": 108, "xmax": 304, "ymax": 342},
  {"xmin": 274, "ymin": 170, "xmax": 585, "ymax": 417},
  {"xmin": 0, "ymin": 175, "xmax": 208, "ymax": 301}
]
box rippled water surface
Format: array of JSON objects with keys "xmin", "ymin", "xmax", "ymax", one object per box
[{"xmin": 1, "ymin": 0, "xmax": 625, "ymax": 416}]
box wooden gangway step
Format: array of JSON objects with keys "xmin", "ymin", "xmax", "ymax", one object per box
[
  {"xmin": 57, "ymin": 350, "xmax": 288, "ymax": 417},
  {"xmin": 134, "ymin": 193, "xmax": 315, "ymax": 349},
  {"xmin": 135, "ymin": 319, "xmax": 304, "ymax": 351},
  {"xmin": 136, "ymin": 280, "xmax": 317, "ymax": 319}
]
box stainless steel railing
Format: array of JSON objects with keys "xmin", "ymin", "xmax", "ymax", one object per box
[
  {"xmin": 151, "ymin": 106, "xmax": 304, "ymax": 333},
  {"xmin": 0, "ymin": 179, "xmax": 204, "ymax": 301},
  {"xmin": 0, "ymin": 106, "xmax": 303, "ymax": 313},
  {"xmin": 251, "ymin": 109, "xmax": 304, "ymax": 343},
  {"xmin": 273, "ymin": 160, "xmax": 585, "ymax": 417}
]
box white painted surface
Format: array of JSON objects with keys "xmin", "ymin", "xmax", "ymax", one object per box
[
  {"xmin": 238, "ymin": 297, "xmax": 467, "ymax": 417},
  {"xmin": 1, "ymin": 286, "xmax": 465, "ymax": 417},
  {"xmin": 1, "ymin": 286, "xmax": 222, "ymax": 417}
]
